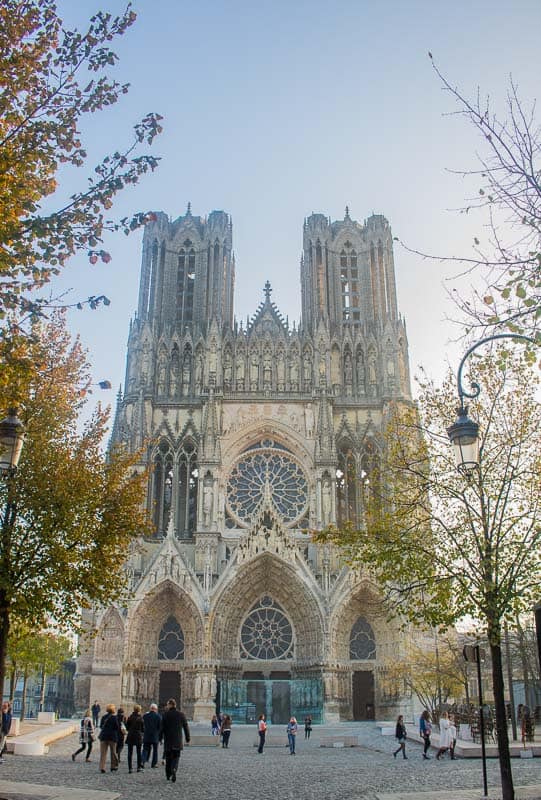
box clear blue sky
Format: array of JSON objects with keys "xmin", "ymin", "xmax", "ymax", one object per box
[{"xmin": 52, "ymin": 0, "xmax": 541, "ymax": 416}]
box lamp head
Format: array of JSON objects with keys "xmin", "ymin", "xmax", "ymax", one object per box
[{"xmin": 447, "ymin": 405, "xmax": 479, "ymax": 474}]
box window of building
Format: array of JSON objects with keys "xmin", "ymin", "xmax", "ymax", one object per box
[
  {"xmin": 349, "ymin": 616, "xmax": 376, "ymax": 660},
  {"xmin": 152, "ymin": 441, "xmax": 173, "ymax": 536},
  {"xmin": 336, "ymin": 444, "xmax": 358, "ymax": 525},
  {"xmin": 177, "ymin": 439, "xmax": 198, "ymax": 538},
  {"xmin": 158, "ymin": 616, "xmax": 185, "ymax": 661},
  {"xmin": 240, "ymin": 596, "xmax": 294, "ymax": 660}
]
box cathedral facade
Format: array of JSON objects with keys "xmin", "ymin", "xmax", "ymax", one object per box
[{"xmin": 75, "ymin": 206, "xmax": 414, "ymax": 723}]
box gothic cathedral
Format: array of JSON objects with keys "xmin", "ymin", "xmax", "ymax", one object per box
[{"xmin": 75, "ymin": 206, "xmax": 413, "ymax": 723}]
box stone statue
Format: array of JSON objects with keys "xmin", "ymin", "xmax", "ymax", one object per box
[
  {"xmin": 322, "ymin": 476, "xmax": 332, "ymax": 525},
  {"xmin": 356, "ymin": 349, "xmax": 365, "ymax": 391},
  {"xmin": 263, "ymin": 348, "xmax": 272, "ymax": 387},
  {"xmin": 368, "ymin": 352, "xmax": 377, "ymax": 385},
  {"xmin": 195, "ymin": 355, "xmax": 203, "ymax": 392},
  {"xmin": 182, "ymin": 351, "xmax": 191, "ymax": 395},
  {"xmin": 209, "ymin": 340, "xmax": 218, "ymax": 377},
  {"xmin": 169, "ymin": 362, "xmax": 178, "ymax": 397},
  {"xmin": 250, "ymin": 350, "xmax": 259, "ymax": 387},
  {"xmin": 223, "ymin": 349, "xmax": 232, "ymax": 388},
  {"xmin": 141, "ymin": 341, "xmax": 150, "ymax": 385},
  {"xmin": 203, "ymin": 478, "xmax": 213, "ymax": 527},
  {"xmin": 344, "ymin": 352, "xmax": 353, "ymax": 385},
  {"xmin": 157, "ymin": 357, "xmax": 167, "ymax": 395},
  {"xmin": 303, "ymin": 349, "xmax": 312, "ymax": 388},
  {"xmin": 236, "ymin": 351, "xmax": 245, "ymax": 388},
  {"xmin": 304, "ymin": 404, "xmax": 314, "ymax": 438},
  {"xmin": 277, "ymin": 349, "xmax": 285, "ymax": 389}
]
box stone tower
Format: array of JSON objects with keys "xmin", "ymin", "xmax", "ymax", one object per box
[{"xmin": 75, "ymin": 207, "xmax": 414, "ymax": 724}]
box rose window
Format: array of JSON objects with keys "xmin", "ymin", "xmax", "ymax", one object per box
[
  {"xmin": 226, "ymin": 443, "xmax": 308, "ymax": 526},
  {"xmin": 158, "ymin": 616, "xmax": 185, "ymax": 661},
  {"xmin": 240, "ymin": 596, "xmax": 294, "ymax": 660},
  {"xmin": 349, "ymin": 616, "xmax": 376, "ymax": 660}
]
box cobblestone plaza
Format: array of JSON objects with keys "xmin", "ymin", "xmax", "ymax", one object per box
[{"xmin": 2, "ymin": 724, "xmax": 541, "ymax": 800}]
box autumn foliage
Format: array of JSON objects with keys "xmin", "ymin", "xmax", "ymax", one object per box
[{"xmin": 0, "ymin": 0, "xmax": 162, "ymax": 317}]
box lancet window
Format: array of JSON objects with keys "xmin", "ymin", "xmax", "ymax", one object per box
[
  {"xmin": 176, "ymin": 240, "xmax": 195, "ymax": 327},
  {"xmin": 349, "ymin": 616, "xmax": 376, "ymax": 660},
  {"xmin": 340, "ymin": 244, "xmax": 360, "ymax": 323},
  {"xmin": 152, "ymin": 441, "xmax": 174, "ymax": 536},
  {"xmin": 177, "ymin": 439, "xmax": 198, "ymax": 538},
  {"xmin": 336, "ymin": 443, "xmax": 358, "ymax": 526}
]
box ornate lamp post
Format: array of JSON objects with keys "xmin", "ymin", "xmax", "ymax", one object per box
[
  {"xmin": 448, "ymin": 333, "xmax": 537, "ymax": 799},
  {"xmin": 446, "ymin": 334, "xmax": 535, "ymax": 473}
]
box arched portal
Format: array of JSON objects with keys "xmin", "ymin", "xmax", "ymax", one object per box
[
  {"xmin": 125, "ymin": 581, "xmax": 204, "ymax": 715},
  {"xmin": 209, "ymin": 553, "xmax": 324, "ymax": 723}
]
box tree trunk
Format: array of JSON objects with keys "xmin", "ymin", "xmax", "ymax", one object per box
[
  {"xmin": 39, "ymin": 670, "xmax": 46, "ymax": 712},
  {"xmin": 19, "ymin": 669, "xmax": 28, "ymax": 722},
  {"xmin": 490, "ymin": 639, "xmax": 515, "ymax": 800},
  {"xmin": 8, "ymin": 666, "xmax": 18, "ymax": 705},
  {"xmin": 0, "ymin": 598, "xmax": 10, "ymax": 708}
]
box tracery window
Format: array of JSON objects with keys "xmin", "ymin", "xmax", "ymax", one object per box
[
  {"xmin": 158, "ymin": 616, "xmax": 185, "ymax": 661},
  {"xmin": 349, "ymin": 616, "xmax": 376, "ymax": 660},
  {"xmin": 336, "ymin": 444, "xmax": 358, "ymax": 526},
  {"xmin": 176, "ymin": 241, "xmax": 195, "ymax": 326},
  {"xmin": 152, "ymin": 441, "xmax": 173, "ymax": 536},
  {"xmin": 177, "ymin": 439, "xmax": 198, "ymax": 538},
  {"xmin": 340, "ymin": 244, "xmax": 360, "ymax": 323},
  {"xmin": 226, "ymin": 439, "xmax": 308, "ymax": 527},
  {"xmin": 240, "ymin": 596, "xmax": 294, "ymax": 660}
]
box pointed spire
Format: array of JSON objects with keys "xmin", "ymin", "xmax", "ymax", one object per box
[
  {"xmin": 264, "ymin": 280, "xmax": 272, "ymax": 303},
  {"xmin": 344, "ymin": 205, "xmax": 351, "ymax": 221},
  {"xmin": 186, "ymin": 201, "xmax": 192, "ymax": 216}
]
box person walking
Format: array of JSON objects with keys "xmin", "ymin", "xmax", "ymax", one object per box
[
  {"xmin": 393, "ymin": 715, "xmax": 408, "ymax": 759},
  {"xmin": 72, "ymin": 709, "xmax": 95, "ymax": 762},
  {"xmin": 98, "ymin": 703, "xmax": 120, "ymax": 773},
  {"xmin": 116, "ymin": 707, "xmax": 127, "ymax": 763},
  {"xmin": 419, "ymin": 709, "xmax": 432, "ymax": 759},
  {"xmin": 161, "ymin": 698, "xmax": 190, "ymax": 783},
  {"xmin": 91, "ymin": 701, "xmax": 101, "ymax": 728},
  {"xmin": 436, "ymin": 711, "xmax": 451, "ymax": 759},
  {"xmin": 126, "ymin": 704, "xmax": 144, "ymax": 773},
  {"xmin": 304, "ymin": 715, "xmax": 312, "ymax": 740},
  {"xmin": 141, "ymin": 703, "xmax": 161, "ymax": 769},
  {"xmin": 220, "ymin": 715, "xmax": 232, "ymax": 748},
  {"xmin": 257, "ymin": 714, "xmax": 267, "ymax": 754},
  {"xmin": 449, "ymin": 714, "xmax": 457, "ymax": 760},
  {"xmin": 0, "ymin": 702, "xmax": 12, "ymax": 763},
  {"xmin": 286, "ymin": 716, "xmax": 298, "ymax": 755}
]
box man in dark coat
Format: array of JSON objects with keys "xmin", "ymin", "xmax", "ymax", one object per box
[
  {"xmin": 141, "ymin": 703, "xmax": 162, "ymax": 768},
  {"xmin": 160, "ymin": 698, "xmax": 190, "ymax": 783}
]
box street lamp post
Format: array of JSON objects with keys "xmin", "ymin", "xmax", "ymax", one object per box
[{"xmin": 448, "ymin": 334, "xmax": 538, "ymax": 800}]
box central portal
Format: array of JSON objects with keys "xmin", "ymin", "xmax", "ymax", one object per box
[{"xmin": 219, "ymin": 678, "xmax": 323, "ymax": 724}]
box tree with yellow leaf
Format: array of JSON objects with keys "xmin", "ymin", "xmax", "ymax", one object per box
[
  {"xmin": 0, "ymin": 0, "xmax": 162, "ymax": 317},
  {"xmin": 0, "ymin": 312, "xmax": 151, "ymax": 705},
  {"xmin": 316, "ymin": 347, "xmax": 541, "ymax": 800}
]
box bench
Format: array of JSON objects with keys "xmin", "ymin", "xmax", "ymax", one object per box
[
  {"xmin": 188, "ymin": 735, "xmax": 220, "ymax": 747},
  {"xmin": 320, "ymin": 735, "xmax": 358, "ymax": 748}
]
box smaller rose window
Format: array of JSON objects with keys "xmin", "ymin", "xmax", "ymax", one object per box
[
  {"xmin": 240, "ymin": 596, "xmax": 294, "ymax": 660},
  {"xmin": 349, "ymin": 616, "xmax": 376, "ymax": 660},
  {"xmin": 158, "ymin": 615, "xmax": 185, "ymax": 661}
]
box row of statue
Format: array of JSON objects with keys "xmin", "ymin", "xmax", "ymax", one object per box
[{"xmin": 131, "ymin": 339, "xmax": 407, "ymax": 397}]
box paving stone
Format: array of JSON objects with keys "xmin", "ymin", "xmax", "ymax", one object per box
[{"xmin": 0, "ymin": 723, "xmax": 539, "ymax": 800}]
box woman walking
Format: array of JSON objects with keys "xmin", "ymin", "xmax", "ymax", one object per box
[
  {"xmin": 419, "ymin": 709, "xmax": 432, "ymax": 759},
  {"xmin": 304, "ymin": 715, "xmax": 312, "ymax": 740},
  {"xmin": 436, "ymin": 711, "xmax": 451, "ymax": 759},
  {"xmin": 286, "ymin": 716, "xmax": 298, "ymax": 755},
  {"xmin": 98, "ymin": 703, "xmax": 120, "ymax": 773},
  {"xmin": 126, "ymin": 704, "xmax": 144, "ymax": 773},
  {"xmin": 393, "ymin": 715, "xmax": 407, "ymax": 759},
  {"xmin": 220, "ymin": 714, "xmax": 232, "ymax": 748},
  {"xmin": 72, "ymin": 709, "xmax": 95, "ymax": 762}
]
